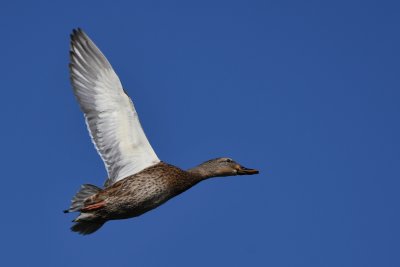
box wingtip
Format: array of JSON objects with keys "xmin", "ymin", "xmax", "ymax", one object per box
[{"xmin": 71, "ymin": 27, "xmax": 85, "ymax": 39}]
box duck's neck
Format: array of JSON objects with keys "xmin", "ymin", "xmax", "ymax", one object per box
[{"xmin": 187, "ymin": 165, "xmax": 214, "ymax": 182}]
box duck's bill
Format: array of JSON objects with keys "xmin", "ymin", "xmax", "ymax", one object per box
[{"xmin": 237, "ymin": 166, "xmax": 259, "ymax": 175}]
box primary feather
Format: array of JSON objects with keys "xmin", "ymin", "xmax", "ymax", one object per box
[{"xmin": 69, "ymin": 28, "xmax": 159, "ymax": 186}]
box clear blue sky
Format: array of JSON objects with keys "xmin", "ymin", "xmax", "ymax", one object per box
[{"xmin": 1, "ymin": 1, "xmax": 399, "ymax": 266}]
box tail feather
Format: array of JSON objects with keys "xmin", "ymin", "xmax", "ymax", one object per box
[
  {"xmin": 71, "ymin": 221, "xmax": 105, "ymax": 235},
  {"xmin": 64, "ymin": 184, "xmax": 101, "ymax": 213}
]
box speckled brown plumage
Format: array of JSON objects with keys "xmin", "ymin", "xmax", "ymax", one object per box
[{"xmin": 83, "ymin": 162, "xmax": 199, "ymax": 220}]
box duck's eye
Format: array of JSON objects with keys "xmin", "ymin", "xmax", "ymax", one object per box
[{"xmin": 226, "ymin": 159, "xmax": 232, "ymax": 163}]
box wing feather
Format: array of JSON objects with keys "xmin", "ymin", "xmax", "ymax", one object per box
[{"xmin": 69, "ymin": 28, "xmax": 160, "ymax": 186}]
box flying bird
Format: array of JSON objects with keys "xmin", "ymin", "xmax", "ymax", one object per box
[{"xmin": 64, "ymin": 28, "xmax": 259, "ymax": 235}]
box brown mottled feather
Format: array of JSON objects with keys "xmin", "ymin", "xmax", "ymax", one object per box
[{"xmin": 79, "ymin": 162, "xmax": 199, "ymax": 220}]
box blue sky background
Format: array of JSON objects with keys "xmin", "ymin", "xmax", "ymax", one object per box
[{"xmin": 1, "ymin": 1, "xmax": 399, "ymax": 266}]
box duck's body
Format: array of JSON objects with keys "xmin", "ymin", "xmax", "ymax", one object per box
[
  {"xmin": 65, "ymin": 29, "xmax": 259, "ymax": 235},
  {"xmin": 66, "ymin": 162, "xmax": 196, "ymax": 234},
  {"xmin": 86, "ymin": 163, "xmax": 192, "ymax": 218}
]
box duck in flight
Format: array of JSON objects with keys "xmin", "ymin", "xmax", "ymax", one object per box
[{"xmin": 64, "ymin": 28, "xmax": 259, "ymax": 235}]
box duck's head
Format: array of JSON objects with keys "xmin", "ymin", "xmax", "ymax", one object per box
[{"xmin": 189, "ymin": 157, "xmax": 259, "ymax": 179}]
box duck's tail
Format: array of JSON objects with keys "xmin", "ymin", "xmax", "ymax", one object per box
[
  {"xmin": 64, "ymin": 184, "xmax": 105, "ymax": 235},
  {"xmin": 64, "ymin": 184, "xmax": 102, "ymax": 213}
]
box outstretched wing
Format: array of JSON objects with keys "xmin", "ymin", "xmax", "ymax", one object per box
[{"xmin": 69, "ymin": 28, "xmax": 160, "ymax": 186}]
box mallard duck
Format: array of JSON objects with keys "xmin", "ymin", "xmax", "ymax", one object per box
[{"xmin": 64, "ymin": 28, "xmax": 259, "ymax": 235}]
